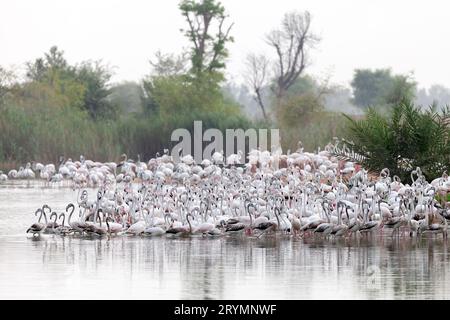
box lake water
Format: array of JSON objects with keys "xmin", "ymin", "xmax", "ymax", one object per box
[{"xmin": 1, "ymin": 181, "xmax": 449, "ymax": 300}]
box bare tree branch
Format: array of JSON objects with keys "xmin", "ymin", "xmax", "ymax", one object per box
[
  {"xmin": 245, "ymin": 54, "xmax": 270, "ymax": 120},
  {"xmin": 266, "ymin": 31, "xmax": 284, "ymax": 85}
]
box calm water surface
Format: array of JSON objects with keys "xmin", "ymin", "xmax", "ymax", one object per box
[{"xmin": 0, "ymin": 181, "xmax": 449, "ymax": 299}]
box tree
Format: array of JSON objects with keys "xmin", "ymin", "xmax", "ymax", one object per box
[
  {"xmin": 142, "ymin": 51, "xmax": 190, "ymax": 115},
  {"xmin": 76, "ymin": 61, "xmax": 115, "ymax": 119},
  {"xmin": 244, "ymin": 54, "xmax": 270, "ymax": 120},
  {"xmin": 323, "ymin": 85, "xmax": 362, "ymax": 115},
  {"xmin": 25, "ymin": 58, "xmax": 47, "ymax": 82},
  {"xmin": 107, "ymin": 81, "xmax": 145, "ymax": 114},
  {"xmin": 222, "ymin": 82, "xmax": 266, "ymax": 120},
  {"xmin": 266, "ymin": 11, "xmax": 320, "ymax": 100},
  {"xmin": 351, "ymin": 69, "xmax": 391, "ymax": 107},
  {"xmin": 384, "ymin": 74, "xmax": 416, "ymax": 105},
  {"xmin": 24, "ymin": 48, "xmax": 86, "ymax": 110},
  {"xmin": 428, "ymin": 85, "xmax": 450, "ymax": 105},
  {"xmin": 244, "ymin": 10, "xmax": 320, "ymax": 128},
  {"xmin": 333, "ymin": 100, "xmax": 450, "ymax": 181},
  {"xmin": 416, "ymin": 84, "xmax": 450, "ymax": 107},
  {"xmin": 149, "ymin": 50, "xmax": 189, "ymax": 77},
  {"xmin": 350, "ymin": 68, "xmax": 416, "ymax": 108},
  {"xmin": 179, "ymin": 0, "xmax": 234, "ymax": 84},
  {"xmin": 274, "ymin": 75, "xmax": 334, "ymax": 150},
  {"xmin": 143, "ymin": 1, "xmax": 238, "ymax": 118},
  {"xmin": 144, "ymin": 74, "xmax": 242, "ymax": 124},
  {"xmin": 278, "ymin": 91, "xmax": 323, "ymax": 127},
  {"xmin": 285, "ymin": 74, "xmax": 329, "ymax": 98},
  {"xmin": 25, "ymin": 46, "xmax": 115, "ymax": 119},
  {"xmin": 26, "ymin": 46, "xmax": 73, "ymax": 83},
  {"xmin": 0, "ymin": 66, "xmax": 16, "ymax": 104},
  {"xmin": 276, "ymin": 75, "xmax": 328, "ymax": 120}
]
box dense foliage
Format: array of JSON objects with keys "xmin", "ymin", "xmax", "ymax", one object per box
[
  {"xmin": 333, "ymin": 100, "xmax": 450, "ymax": 181},
  {"xmin": 351, "ymin": 68, "xmax": 416, "ymax": 109}
]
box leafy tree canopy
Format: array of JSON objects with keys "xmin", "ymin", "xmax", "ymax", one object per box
[
  {"xmin": 25, "ymin": 46, "xmax": 115, "ymax": 119},
  {"xmin": 179, "ymin": 0, "xmax": 234, "ymax": 86},
  {"xmin": 350, "ymin": 68, "xmax": 416, "ymax": 108}
]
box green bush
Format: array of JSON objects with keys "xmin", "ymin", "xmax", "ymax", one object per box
[{"xmin": 333, "ymin": 100, "xmax": 450, "ymax": 181}]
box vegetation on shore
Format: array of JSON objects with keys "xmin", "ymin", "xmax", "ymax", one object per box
[{"xmin": 1, "ymin": 0, "xmax": 449, "ymax": 181}]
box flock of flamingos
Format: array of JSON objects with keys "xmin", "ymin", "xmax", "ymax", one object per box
[{"xmin": 1, "ymin": 145, "xmax": 449, "ymax": 240}]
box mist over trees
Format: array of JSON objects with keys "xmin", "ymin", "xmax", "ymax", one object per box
[
  {"xmin": 245, "ymin": 11, "xmax": 320, "ymax": 121},
  {"xmin": 0, "ymin": 0, "xmax": 449, "ymax": 167},
  {"xmin": 416, "ymin": 84, "xmax": 450, "ymax": 107},
  {"xmin": 0, "ymin": 0, "xmax": 251, "ymax": 166},
  {"xmin": 179, "ymin": 0, "xmax": 234, "ymax": 83},
  {"xmin": 348, "ymin": 68, "xmax": 450, "ymax": 111}
]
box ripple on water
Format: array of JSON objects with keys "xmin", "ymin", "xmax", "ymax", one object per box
[{"xmin": 0, "ymin": 181, "xmax": 450, "ymax": 299}]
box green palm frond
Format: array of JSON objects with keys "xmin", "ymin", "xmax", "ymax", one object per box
[{"xmin": 331, "ymin": 100, "xmax": 450, "ymax": 182}]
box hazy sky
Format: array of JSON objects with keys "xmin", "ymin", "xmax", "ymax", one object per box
[{"xmin": 2, "ymin": 0, "xmax": 450, "ymax": 88}]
